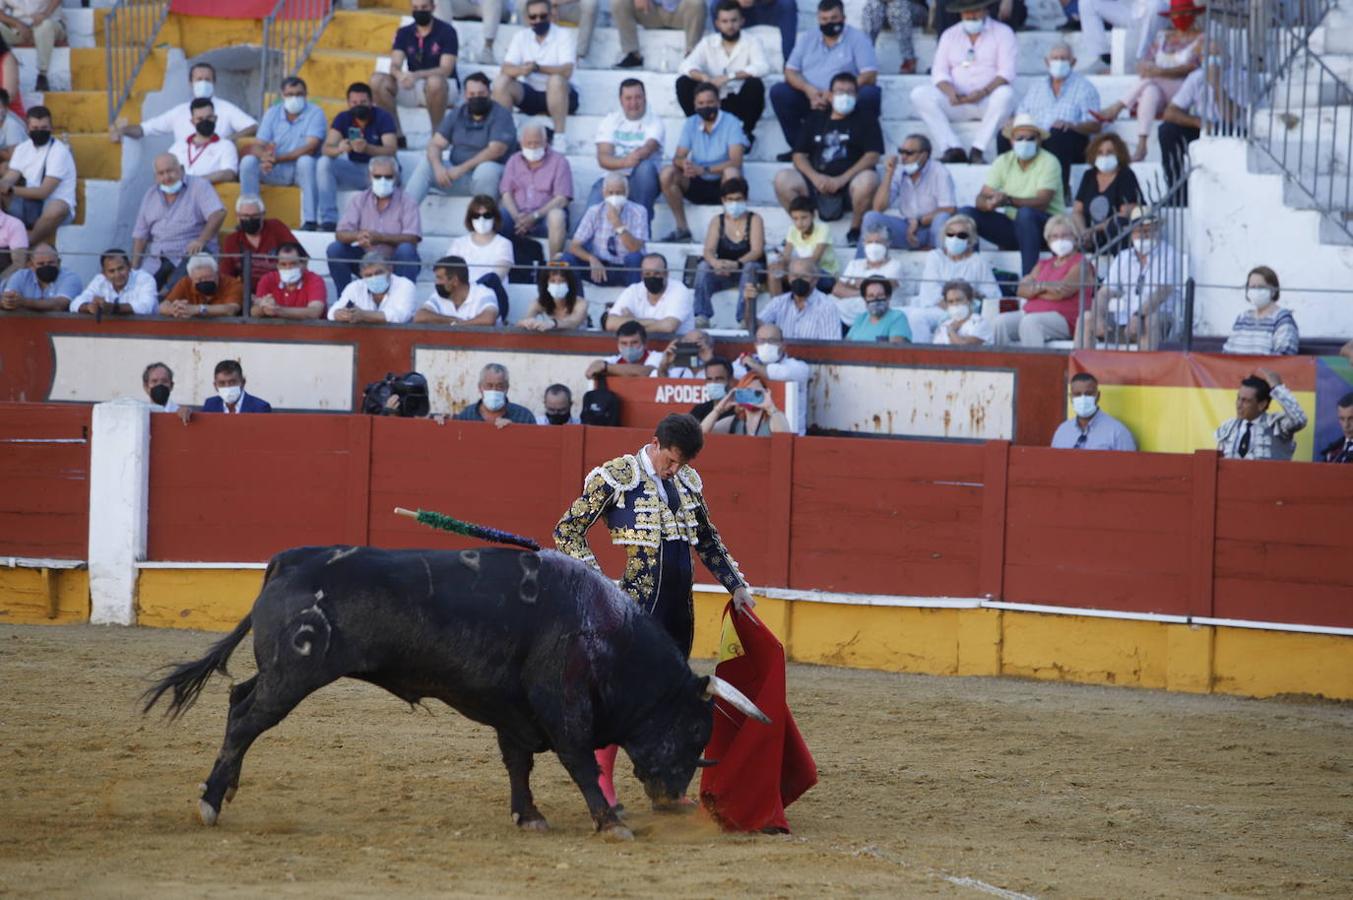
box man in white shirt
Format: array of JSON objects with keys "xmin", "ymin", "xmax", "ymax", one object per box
[
  {"xmin": 328, "ymin": 254, "xmax": 418, "ymax": 324},
  {"xmin": 70, "ymin": 249, "xmax": 158, "ymax": 316},
  {"xmin": 676, "ymin": 1, "xmax": 769, "ymax": 147},
  {"xmin": 169, "ymin": 99, "xmax": 240, "ymax": 184},
  {"xmin": 110, "ymin": 62, "xmax": 258, "ymax": 144},
  {"xmin": 0, "ymin": 106, "xmax": 76, "ymax": 246},
  {"xmin": 413, "ymin": 254, "xmax": 500, "ymax": 326},
  {"xmin": 587, "ymin": 78, "xmax": 665, "ymax": 214},
  {"xmin": 585, "ymin": 319, "xmax": 667, "ymax": 378},
  {"xmin": 0, "ymin": 0, "xmax": 65, "ymax": 92},
  {"xmin": 605, "ymin": 253, "xmax": 695, "ymax": 334},
  {"xmin": 490, "ymin": 0, "xmax": 578, "ymax": 149},
  {"xmin": 739, "ymin": 324, "xmax": 810, "ymax": 434}
]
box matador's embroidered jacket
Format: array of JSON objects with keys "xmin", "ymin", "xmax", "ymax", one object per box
[{"xmin": 553, "ymin": 452, "xmax": 747, "ymax": 609}]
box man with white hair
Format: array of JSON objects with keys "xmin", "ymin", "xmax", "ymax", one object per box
[
  {"xmin": 499, "ymin": 123, "xmax": 572, "ymax": 259},
  {"xmin": 454, "ymin": 362, "xmax": 537, "ymax": 425},
  {"xmin": 329, "ymin": 253, "xmax": 418, "ymax": 324},
  {"xmin": 560, "ymin": 173, "xmax": 647, "ymax": 287},
  {"xmin": 326, "ymin": 156, "xmax": 422, "ymax": 294},
  {"xmin": 738, "ymin": 323, "xmax": 811, "ymax": 434},
  {"xmin": 1005, "ymin": 40, "xmax": 1101, "ymax": 196},
  {"xmin": 131, "ymin": 153, "xmax": 227, "ymax": 289},
  {"xmin": 158, "ymin": 253, "xmax": 243, "ymax": 318},
  {"xmin": 219, "ymin": 194, "xmax": 299, "ymax": 293}
]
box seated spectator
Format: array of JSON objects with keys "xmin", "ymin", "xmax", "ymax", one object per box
[
  {"xmin": 660, "ymin": 82, "xmax": 747, "ymax": 242},
  {"xmin": 0, "ymin": 243, "xmax": 79, "ymax": 312},
  {"xmin": 655, "ymin": 327, "xmax": 730, "ymax": 378},
  {"xmin": 765, "ymin": 195, "xmax": 835, "ymax": 299},
  {"xmin": 0, "ymin": 205, "xmax": 22, "ymax": 275},
  {"xmin": 932, "ymin": 0, "xmax": 1027, "ymax": 34},
  {"xmin": 606, "ymin": 253, "xmax": 695, "ymax": 334},
  {"xmin": 170, "ymin": 99, "xmax": 239, "ymax": 183},
  {"xmin": 1077, "ymin": 207, "xmax": 1179, "ymax": 350},
  {"xmin": 1078, "ymin": 0, "xmax": 1164, "ymax": 71},
  {"xmin": 1216, "ymin": 369, "xmax": 1307, "ymax": 461},
  {"xmin": 689, "ymin": 355, "xmax": 736, "ymax": 424},
  {"xmin": 834, "ymin": 227, "xmax": 903, "ymax": 325},
  {"xmin": 588, "ymin": 78, "xmax": 664, "ymax": 216},
  {"xmin": 585, "ymin": 320, "xmax": 665, "ymax": 378},
  {"xmin": 994, "ymin": 213, "xmax": 1092, "ymax": 345},
  {"xmin": 159, "ymin": 253, "xmax": 243, "ymax": 319},
  {"xmin": 327, "ymin": 156, "xmax": 422, "ymax": 294},
  {"xmin": 909, "ymin": 0, "xmax": 1017, "ymax": 164},
  {"xmin": 1159, "ymin": 53, "xmax": 1245, "ymax": 195},
  {"xmin": 329, "ymin": 253, "xmax": 418, "ymax": 324},
  {"xmin": 771, "ymin": 0, "xmax": 880, "ymax": 158},
  {"xmin": 1051, "ymin": 372, "xmax": 1136, "ymax": 450},
  {"xmin": 517, "ymin": 261, "xmax": 589, "ymax": 330},
  {"xmin": 754, "ymin": 256, "xmax": 841, "ymax": 340},
  {"xmin": 1002, "ymin": 41, "xmax": 1101, "ymax": 196},
  {"xmin": 737, "ymin": 324, "xmax": 810, "ymax": 433},
  {"xmin": 538, "ymin": 383, "xmax": 579, "ymax": 425},
  {"xmin": 774, "ymin": 71, "xmax": 881, "ymax": 242},
  {"xmin": 251, "ymin": 242, "xmax": 326, "ymax": 320},
  {"xmin": 406, "ymin": 72, "xmax": 515, "ymax": 203},
  {"xmin": 932, "ymin": 278, "xmax": 994, "ymax": 346},
  {"xmin": 491, "ymin": 0, "xmax": 578, "ymax": 150},
  {"xmin": 414, "ymin": 254, "xmax": 499, "ymax": 326},
  {"xmin": 0, "ymin": 0, "xmax": 65, "ymax": 92},
  {"xmin": 612, "ymin": 0, "xmax": 705, "ymax": 69},
  {"xmin": 0, "ymin": 106, "xmax": 76, "ymax": 246},
  {"xmin": 913, "ymin": 213, "xmax": 998, "ymax": 341},
  {"xmin": 1073, "ymin": 132, "xmax": 1141, "ymax": 254},
  {"xmin": 560, "ymin": 174, "xmax": 647, "ymax": 287},
  {"xmin": 721, "ymin": 0, "xmax": 797, "ymax": 60},
  {"xmin": 500, "ymin": 123, "xmax": 572, "ymax": 259},
  {"xmin": 316, "ymin": 82, "xmax": 399, "ymax": 230},
  {"xmin": 131, "ymin": 154, "xmax": 227, "ymax": 289},
  {"xmin": 371, "ymin": 0, "xmax": 460, "ymax": 142},
  {"xmin": 142, "ymin": 361, "xmax": 181, "ymax": 413},
  {"xmin": 1321, "ymin": 392, "xmax": 1353, "ymax": 463},
  {"xmin": 111, "ymin": 62, "xmax": 257, "ymax": 144},
  {"xmin": 240, "ymin": 77, "xmax": 326, "ymax": 231},
  {"xmin": 863, "ymin": 134, "xmax": 955, "ymax": 254},
  {"xmin": 70, "ymin": 248, "xmax": 157, "ymax": 316},
  {"xmin": 0, "ymin": 89, "xmax": 26, "ymax": 167},
  {"xmin": 961, "ymin": 114, "xmax": 1065, "ymax": 275},
  {"xmin": 446, "ymin": 194, "xmax": 513, "ymax": 320},
  {"xmin": 703, "ymin": 372, "xmax": 794, "ymax": 435},
  {"xmin": 863, "ymin": 0, "xmax": 924, "ymax": 73},
  {"xmin": 454, "ymin": 362, "xmax": 536, "ymax": 425},
  {"xmin": 677, "ymin": 2, "xmax": 769, "ymax": 145},
  {"xmin": 219, "ymin": 195, "xmax": 299, "ymax": 293},
  {"xmin": 201, "ymin": 359, "xmax": 272, "ymax": 414},
  {"xmin": 694, "ymin": 177, "xmax": 764, "ymax": 328},
  {"xmin": 845, "ymin": 276, "xmax": 911, "ymax": 343},
  {"xmin": 1221, "ymin": 265, "xmax": 1298, "ymax": 356},
  {"xmin": 1094, "ymin": 0, "xmax": 1202, "ymax": 162}
]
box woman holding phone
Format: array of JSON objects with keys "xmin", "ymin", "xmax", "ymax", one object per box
[{"xmin": 700, "ymin": 373, "xmax": 792, "ymax": 435}]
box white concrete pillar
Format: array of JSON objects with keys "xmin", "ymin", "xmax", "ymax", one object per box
[{"xmin": 88, "ymin": 399, "xmax": 151, "ymax": 625}]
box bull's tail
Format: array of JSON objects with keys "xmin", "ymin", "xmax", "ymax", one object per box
[{"xmin": 141, "ymin": 614, "xmax": 253, "ymax": 720}]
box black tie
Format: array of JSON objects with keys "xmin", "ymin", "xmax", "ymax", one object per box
[
  {"xmin": 1343, "ymin": 440, "xmax": 1353, "ymax": 462},
  {"xmin": 1238, "ymin": 421, "xmax": 1252, "ymax": 458},
  {"xmin": 660, "ymin": 478, "xmax": 681, "ymax": 515}
]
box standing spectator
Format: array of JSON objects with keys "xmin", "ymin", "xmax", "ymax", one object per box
[
  {"xmin": 721, "ymin": 0, "xmax": 796, "ymax": 60},
  {"xmin": 327, "ymin": 157, "xmax": 422, "ymax": 294},
  {"xmin": 561, "ymin": 174, "xmax": 647, "ymax": 286},
  {"xmin": 169, "ymin": 100, "xmax": 239, "ymax": 183},
  {"xmin": 659, "ymin": 82, "xmax": 747, "ymax": 242},
  {"xmin": 131, "ymin": 153, "xmax": 226, "ymax": 288},
  {"xmin": 142, "ymin": 362, "xmax": 181, "ymax": 414},
  {"xmin": 994, "ymin": 214, "xmax": 1092, "ymax": 346},
  {"xmin": 492, "ymin": 0, "xmax": 579, "ymax": 150},
  {"xmin": 1159, "ymin": 54, "xmax": 1245, "ymax": 195},
  {"xmin": 611, "ymin": 0, "xmax": 706, "ymax": 69},
  {"xmin": 862, "ymin": 134, "xmax": 956, "ymax": 253},
  {"xmin": 0, "ymin": 203, "xmax": 22, "ymax": 276},
  {"xmin": 414, "ymin": 254, "xmax": 500, "ymax": 326},
  {"xmin": 863, "ymin": 0, "xmax": 924, "ymax": 73},
  {"xmin": 0, "ymin": 106, "xmax": 75, "ymax": 247},
  {"xmin": 1072, "ymin": 132, "xmax": 1141, "ymax": 254},
  {"xmin": 909, "ymin": 0, "xmax": 1017, "ymax": 164},
  {"xmin": 754, "ymin": 256, "xmax": 841, "ymax": 340},
  {"xmin": 250, "ymin": 242, "xmax": 326, "ymax": 320},
  {"xmin": 677, "ymin": 2, "xmax": 769, "ymax": 145},
  {"xmin": 500, "ymin": 123, "xmax": 572, "ymax": 259},
  {"xmin": 606, "ymin": 253, "xmax": 695, "ymax": 334},
  {"xmin": 585, "ymin": 320, "xmax": 665, "ymax": 378},
  {"xmin": 588, "ymin": 79, "xmax": 664, "ymax": 215},
  {"xmin": 0, "ymin": 242, "xmax": 79, "ymax": 312},
  {"xmin": 159, "ymin": 253, "xmax": 243, "ymax": 319},
  {"xmin": 845, "ymin": 276, "xmax": 911, "ymax": 343},
  {"xmin": 406, "ymin": 72, "xmax": 516, "ymax": 203},
  {"xmin": 371, "ymin": 0, "xmax": 460, "ymax": 143},
  {"xmin": 914, "ymin": 213, "xmax": 999, "ymax": 340},
  {"xmin": 771, "ymin": 0, "xmax": 880, "ymax": 158},
  {"xmin": 328, "ymin": 253, "xmax": 418, "ymax": 324},
  {"xmin": 517, "ymin": 262, "xmax": 588, "ymax": 330},
  {"xmin": 538, "ymin": 383, "xmax": 579, "ymax": 424},
  {"xmin": 446, "ymin": 194, "xmax": 514, "ymax": 320},
  {"xmin": 1076, "ymin": 207, "xmax": 1179, "ymax": 350},
  {"xmin": 1320, "ymin": 393, "xmax": 1353, "ymax": 463},
  {"xmin": 219, "ymin": 195, "xmax": 299, "ymax": 294},
  {"xmin": 316, "ymin": 82, "xmax": 399, "ymax": 230},
  {"xmin": 0, "ymin": 0, "xmax": 65, "ymax": 93},
  {"xmin": 70, "ymin": 249, "xmax": 157, "ymax": 316},
  {"xmin": 1051, "ymin": 372, "xmax": 1137, "ymax": 450},
  {"xmin": 1216, "ymin": 369, "xmax": 1307, "ymax": 461},
  {"xmin": 200, "ymin": 360, "xmax": 272, "ymax": 414},
  {"xmin": 241, "ymin": 77, "xmax": 326, "ymax": 231},
  {"xmin": 111, "ymin": 62, "xmax": 257, "ymax": 144},
  {"xmin": 932, "ymin": 278, "xmax": 994, "ymax": 346},
  {"xmin": 773, "ymin": 71, "xmax": 882, "ymax": 243},
  {"xmin": 1221, "ymin": 266, "xmax": 1299, "ymax": 357},
  {"xmin": 766, "ymin": 194, "xmax": 836, "ymax": 299},
  {"xmin": 455, "ymin": 362, "xmax": 536, "ymax": 425},
  {"xmin": 961, "ymin": 114, "xmax": 1065, "ymax": 275},
  {"xmin": 738, "ymin": 323, "xmax": 811, "ymax": 433},
  {"xmin": 1004, "ymin": 41, "xmax": 1101, "ymax": 196},
  {"xmin": 693, "ymin": 177, "xmax": 764, "ymax": 328},
  {"xmin": 833, "ymin": 227, "xmax": 903, "ymax": 325}
]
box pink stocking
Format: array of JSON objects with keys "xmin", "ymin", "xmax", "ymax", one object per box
[{"xmin": 595, "ymin": 745, "xmax": 619, "ymax": 807}]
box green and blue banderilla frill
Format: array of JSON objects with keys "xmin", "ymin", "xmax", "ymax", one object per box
[{"xmin": 394, "ymin": 507, "xmax": 540, "ymax": 551}]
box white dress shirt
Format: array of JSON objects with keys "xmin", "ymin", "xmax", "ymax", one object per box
[
  {"xmin": 140, "ymin": 98, "xmax": 257, "ymax": 143},
  {"xmin": 69, "ymin": 269, "xmax": 158, "ymax": 315},
  {"xmin": 421, "ymin": 283, "xmax": 498, "ymax": 321},
  {"xmin": 679, "ymin": 32, "xmax": 771, "ymax": 98},
  {"xmin": 170, "ymin": 134, "xmax": 240, "ymax": 178},
  {"xmin": 609, "ymin": 281, "xmax": 695, "ymax": 333},
  {"xmin": 504, "ymin": 25, "xmax": 577, "ymax": 92},
  {"xmin": 328, "ymin": 274, "xmax": 418, "ymax": 323}
]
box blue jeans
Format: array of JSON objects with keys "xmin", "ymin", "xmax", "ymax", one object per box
[
  {"xmin": 961, "ymin": 205, "xmax": 1050, "ymax": 276},
  {"xmin": 770, "ymin": 82, "xmax": 882, "ymax": 149},
  {"xmin": 695, "ymin": 259, "xmax": 761, "ymax": 320},
  {"xmin": 404, "ymin": 157, "xmax": 506, "ymax": 204},
  {"xmin": 584, "ymin": 158, "xmax": 661, "ymax": 220},
  {"xmin": 316, "ymin": 155, "xmax": 373, "ymax": 225},
  {"xmin": 724, "ymin": 0, "xmax": 797, "ymax": 59},
  {"xmin": 559, "ymin": 248, "xmax": 643, "ymax": 287},
  {"xmin": 326, "ymin": 241, "xmax": 422, "ymax": 294},
  {"xmin": 240, "ymin": 154, "xmax": 319, "ymax": 225},
  {"xmin": 855, "ymin": 210, "xmax": 951, "ymax": 257}
]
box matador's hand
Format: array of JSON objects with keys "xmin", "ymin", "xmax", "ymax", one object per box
[{"xmin": 731, "ymin": 587, "xmax": 756, "ymax": 616}]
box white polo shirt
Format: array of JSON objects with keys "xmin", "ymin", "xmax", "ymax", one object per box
[
  {"xmin": 609, "ymin": 281, "xmax": 695, "ymax": 334},
  {"xmin": 141, "ymin": 98, "xmax": 257, "ymax": 142},
  {"xmin": 170, "ymin": 134, "xmax": 240, "ymax": 178},
  {"xmin": 595, "ymin": 109, "xmax": 666, "ymax": 175},
  {"xmin": 421, "ymin": 283, "xmax": 498, "ymax": 321},
  {"xmin": 503, "ymin": 25, "xmax": 577, "ymax": 92},
  {"xmin": 329, "ymin": 274, "xmax": 418, "ymax": 323},
  {"xmin": 8, "ymin": 138, "xmax": 78, "ymax": 213}
]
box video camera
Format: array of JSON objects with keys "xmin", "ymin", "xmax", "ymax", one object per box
[{"xmin": 362, "ymin": 371, "xmax": 430, "ymax": 418}]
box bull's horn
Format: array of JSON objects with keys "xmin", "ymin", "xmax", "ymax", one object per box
[
  {"xmin": 703, "ymin": 676, "xmax": 771, "ymax": 725},
  {"xmin": 695, "ymin": 757, "xmax": 720, "ymax": 768}
]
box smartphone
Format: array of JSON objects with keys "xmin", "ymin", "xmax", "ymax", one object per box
[
  {"xmin": 347, "ymin": 126, "xmax": 363, "ymax": 142},
  {"xmin": 672, "ymin": 342, "xmax": 701, "ymax": 370},
  {"xmin": 733, "ymin": 387, "xmax": 764, "ymax": 406}
]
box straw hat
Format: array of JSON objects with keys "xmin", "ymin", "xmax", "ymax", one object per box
[{"xmin": 1001, "ymin": 113, "xmax": 1049, "ymax": 142}]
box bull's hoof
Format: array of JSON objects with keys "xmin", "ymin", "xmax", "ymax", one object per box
[
  {"xmin": 198, "ymin": 799, "xmax": 219, "ymax": 827},
  {"xmin": 599, "ymin": 823, "xmax": 634, "ymax": 842},
  {"xmin": 512, "ymin": 812, "xmax": 549, "ymax": 832}
]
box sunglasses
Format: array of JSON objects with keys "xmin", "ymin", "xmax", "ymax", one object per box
[
  {"xmin": 527, "ymin": 12, "xmax": 549, "ymax": 20},
  {"xmin": 947, "ymin": 231, "xmax": 970, "ymax": 240}
]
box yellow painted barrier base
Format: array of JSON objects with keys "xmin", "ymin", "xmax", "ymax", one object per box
[{"xmin": 0, "ymin": 567, "xmax": 89, "ymax": 625}]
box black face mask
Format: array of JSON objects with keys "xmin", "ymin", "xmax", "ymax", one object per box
[
  {"xmin": 531, "ymin": 19, "xmax": 551, "ymax": 36},
  {"xmin": 721, "ymin": 28, "xmax": 741, "ymax": 42},
  {"xmin": 466, "ymin": 96, "xmax": 492, "ymax": 117},
  {"xmin": 35, "ymin": 264, "xmax": 59, "ymax": 283},
  {"xmin": 820, "ymin": 20, "xmax": 844, "ymax": 37},
  {"xmin": 196, "ymin": 280, "xmax": 218, "ymax": 296},
  {"xmin": 435, "ymin": 282, "xmax": 453, "ymax": 299},
  {"xmin": 545, "ymin": 411, "xmax": 571, "ymax": 425},
  {"xmin": 352, "ymin": 104, "xmax": 371, "ymax": 121},
  {"xmin": 411, "ymin": 9, "xmax": 433, "ymax": 26},
  {"xmin": 29, "ymin": 129, "xmax": 51, "ymax": 147},
  {"xmin": 790, "ymin": 278, "xmax": 813, "ymax": 298},
  {"xmin": 195, "ymin": 119, "xmax": 216, "ymax": 138},
  {"xmin": 239, "ymin": 217, "xmax": 263, "ymax": 235},
  {"xmin": 696, "ymin": 106, "xmax": 718, "ymax": 121},
  {"xmin": 643, "ymin": 275, "xmax": 666, "ymax": 295},
  {"xmin": 149, "ymin": 384, "xmax": 171, "ymax": 406}
]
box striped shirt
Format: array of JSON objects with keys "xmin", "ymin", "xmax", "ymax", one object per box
[
  {"xmin": 1221, "ymin": 307, "xmax": 1300, "ymax": 356},
  {"xmin": 758, "ymin": 290, "xmax": 842, "ymax": 341},
  {"xmin": 131, "ymin": 176, "xmax": 225, "ymax": 273},
  {"xmin": 572, "ymin": 200, "xmax": 648, "ymax": 265},
  {"xmin": 1016, "ymin": 73, "xmax": 1102, "ymax": 130},
  {"xmin": 1215, "ymin": 384, "xmax": 1308, "ymax": 461}
]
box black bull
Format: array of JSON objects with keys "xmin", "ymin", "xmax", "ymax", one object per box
[{"xmin": 143, "ymin": 545, "xmax": 768, "ymax": 839}]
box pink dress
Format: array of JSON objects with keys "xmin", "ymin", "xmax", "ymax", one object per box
[
  {"xmin": 1122, "ymin": 29, "xmax": 1202, "ymax": 138},
  {"xmin": 1024, "ymin": 252, "xmax": 1094, "ymax": 333}
]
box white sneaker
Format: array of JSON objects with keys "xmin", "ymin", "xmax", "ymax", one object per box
[
  {"xmin": 552, "ymin": 133, "xmax": 567, "ymax": 153},
  {"xmin": 477, "ymin": 45, "xmax": 495, "ymax": 65}
]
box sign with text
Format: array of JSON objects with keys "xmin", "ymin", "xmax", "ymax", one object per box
[{"xmin": 606, "ymin": 377, "xmax": 789, "ymax": 429}]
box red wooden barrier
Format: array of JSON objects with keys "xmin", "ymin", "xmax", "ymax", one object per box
[{"xmin": 0, "ymin": 404, "xmax": 90, "ymax": 559}]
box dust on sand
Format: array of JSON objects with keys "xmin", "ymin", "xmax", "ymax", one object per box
[{"xmin": 1, "ymin": 624, "xmax": 1350, "ymax": 898}]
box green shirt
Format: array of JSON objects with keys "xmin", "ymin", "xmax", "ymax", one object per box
[
  {"xmin": 846, "ymin": 308, "xmax": 912, "ymax": 342},
  {"xmin": 985, "ymin": 149, "xmax": 1065, "ymax": 218}
]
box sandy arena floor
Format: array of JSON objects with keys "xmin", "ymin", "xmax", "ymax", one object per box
[{"xmin": 0, "ymin": 623, "xmax": 1350, "ymax": 898}]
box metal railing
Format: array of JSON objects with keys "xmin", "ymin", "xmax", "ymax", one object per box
[
  {"xmin": 104, "ymin": 0, "xmax": 171, "ymax": 125},
  {"xmin": 258, "ymin": 0, "xmax": 334, "ymax": 117}
]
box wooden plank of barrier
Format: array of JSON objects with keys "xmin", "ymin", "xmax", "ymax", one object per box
[
  {"xmin": 345, "ymin": 415, "xmax": 373, "ymax": 547},
  {"xmin": 1188, "ymin": 449, "xmax": 1219, "ymax": 619},
  {"xmin": 978, "ymin": 440, "xmax": 1010, "ymax": 600},
  {"xmin": 764, "ymin": 433, "xmax": 794, "ymax": 589},
  {"xmin": 0, "ymin": 404, "xmax": 91, "ymax": 559}
]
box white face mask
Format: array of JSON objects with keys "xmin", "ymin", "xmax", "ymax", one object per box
[
  {"xmin": 482, "ymin": 390, "xmax": 507, "ymax": 411},
  {"xmin": 756, "ymin": 343, "xmax": 782, "ymax": 365},
  {"xmin": 1071, "ymin": 394, "xmax": 1098, "ymax": 419},
  {"xmin": 471, "ymin": 215, "xmax": 495, "ymax": 235},
  {"xmin": 1047, "ymin": 59, "xmax": 1072, "ymax": 79},
  {"xmin": 159, "ymin": 179, "xmax": 184, "ymax": 195},
  {"xmin": 371, "ymin": 176, "xmax": 395, "ymax": 198},
  {"xmin": 278, "ymin": 266, "xmax": 302, "ymax": 285},
  {"xmin": 217, "ymin": 384, "xmax": 242, "ymax": 405},
  {"xmin": 1049, "ymin": 238, "xmax": 1075, "ymax": 258},
  {"xmin": 522, "ymin": 146, "xmax": 545, "ymax": 163},
  {"xmin": 604, "ymin": 194, "xmax": 626, "ymax": 209},
  {"xmin": 282, "ymin": 95, "xmax": 306, "ymax": 115},
  {"xmin": 1013, "ymin": 138, "xmax": 1038, "ymax": 161},
  {"xmin": 831, "ymin": 93, "xmax": 857, "ymax": 115},
  {"xmin": 944, "ymin": 235, "xmax": 969, "ymax": 257},
  {"xmin": 947, "ymin": 302, "xmax": 971, "ymax": 321},
  {"xmin": 1094, "ymin": 154, "xmax": 1119, "ymax": 173},
  {"xmin": 723, "ymin": 200, "xmax": 747, "ymax": 219},
  {"xmin": 900, "ymin": 161, "xmax": 920, "ymax": 176},
  {"xmin": 1247, "ymin": 286, "xmax": 1274, "ymax": 309},
  {"xmin": 546, "ymin": 281, "xmax": 570, "ymax": 300},
  {"xmin": 192, "ymin": 79, "xmax": 215, "ymax": 99},
  {"xmin": 961, "ymin": 17, "xmax": 985, "ymax": 34},
  {"xmin": 863, "ymin": 242, "xmax": 887, "ymax": 263}
]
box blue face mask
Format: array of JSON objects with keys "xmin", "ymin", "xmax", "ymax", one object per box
[
  {"xmin": 706, "ymin": 382, "xmax": 727, "ymax": 401},
  {"xmin": 364, "ymin": 273, "xmax": 391, "ymax": 295}
]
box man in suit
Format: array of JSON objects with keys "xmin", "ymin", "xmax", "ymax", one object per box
[
  {"xmin": 200, "ymin": 359, "xmax": 273, "ymax": 414},
  {"xmin": 1322, "ymin": 392, "xmax": 1353, "ymax": 463}
]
